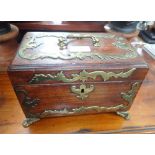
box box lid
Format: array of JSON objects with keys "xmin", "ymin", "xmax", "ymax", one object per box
[{"xmin": 10, "ymin": 32, "xmax": 147, "ymax": 70}]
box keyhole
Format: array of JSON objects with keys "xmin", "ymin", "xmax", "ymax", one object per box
[{"xmin": 81, "ymin": 89, "xmax": 85, "ymax": 93}]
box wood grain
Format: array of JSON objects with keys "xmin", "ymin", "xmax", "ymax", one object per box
[
  {"xmin": 8, "ymin": 32, "xmax": 148, "ymax": 126},
  {"xmin": 11, "ymin": 22, "xmax": 108, "ymax": 43},
  {"xmin": 12, "ymin": 21, "xmax": 107, "ymax": 32},
  {"xmin": 14, "ymin": 82, "xmax": 137, "ymax": 116},
  {"xmin": 0, "ymin": 49, "xmax": 155, "ymax": 133},
  {"xmin": 0, "ymin": 39, "xmax": 18, "ymax": 72},
  {"xmin": 0, "ymin": 22, "xmax": 155, "ymax": 134}
]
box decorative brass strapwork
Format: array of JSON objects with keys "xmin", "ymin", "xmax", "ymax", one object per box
[
  {"xmin": 71, "ymin": 84, "xmax": 94, "ymax": 100},
  {"xmin": 18, "ymin": 33, "xmax": 138, "ymax": 60},
  {"xmin": 121, "ymin": 82, "xmax": 141, "ymax": 105},
  {"xmin": 58, "ymin": 34, "xmax": 100, "ymax": 50},
  {"xmin": 15, "ymin": 89, "xmax": 40, "ymax": 108},
  {"xmin": 21, "ymin": 81, "xmax": 141, "ymax": 127},
  {"xmin": 29, "ymin": 68, "xmax": 136, "ymax": 84},
  {"xmin": 40, "ymin": 104, "xmax": 125, "ymax": 117},
  {"xmin": 22, "ymin": 104, "xmax": 125, "ymax": 127}
]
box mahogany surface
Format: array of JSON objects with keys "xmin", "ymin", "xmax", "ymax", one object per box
[
  {"xmin": 8, "ymin": 32, "xmax": 148, "ymax": 122},
  {"xmin": 12, "ymin": 21, "xmax": 107, "ymax": 32},
  {"xmin": 0, "ymin": 22, "xmax": 155, "ymax": 133},
  {"xmin": 10, "ymin": 32, "xmax": 147, "ymax": 71},
  {"xmin": 0, "ymin": 39, "xmax": 18, "ymax": 72},
  {"xmin": 14, "ymin": 82, "xmax": 137, "ymax": 117},
  {"xmin": 11, "ymin": 22, "xmax": 107, "ymax": 42},
  {"xmin": 1, "ymin": 49, "xmax": 155, "ymax": 133}
]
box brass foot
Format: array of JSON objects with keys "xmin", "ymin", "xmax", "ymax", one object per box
[
  {"xmin": 22, "ymin": 117, "xmax": 40, "ymax": 128},
  {"xmin": 116, "ymin": 111, "xmax": 130, "ymax": 120}
]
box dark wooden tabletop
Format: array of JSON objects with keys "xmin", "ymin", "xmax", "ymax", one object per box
[
  {"xmin": 0, "ymin": 22, "xmax": 155, "ymax": 133},
  {"xmin": 12, "ymin": 21, "xmax": 108, "ymax": 42},
  {"xmin": 12, "ymin": 21, "xmax": 107, "ymax": 31}
]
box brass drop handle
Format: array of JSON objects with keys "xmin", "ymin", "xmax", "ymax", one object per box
[{"xmin": 58, "ymin": 34, "xmax": 100, "ymax": 50}]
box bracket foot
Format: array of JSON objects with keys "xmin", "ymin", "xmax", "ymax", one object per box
[
  {"xmin": 22, "ymin": 118, "xmax": 40, "ymax": 128},
  {"xmin": 116, "ymin": 111, "xmax": 130, "ymax": 120}
]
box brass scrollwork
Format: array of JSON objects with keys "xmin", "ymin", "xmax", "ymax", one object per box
[
  {"xmin": 22, "ymin": 104, "xmax": 125, "ymax": 127},
  {"xmin": 57, "ymin": 36, "xmax": 68, "ymax": 50},
  {"xmin": 29, "ymin": 68, "xmax": 136, "ymax": 84},
  {"xmin": 40, "ymin": 104, "xmax": 125, "ymax": 117},
  {"xmin": 21, "ymin": 81, "xmax": 141, "ymax": 127},
  {"xmin": 18, "ymin": 33, "xmax": 138, "ymax": 60},
  {"xmin": 29, "ymin": 69, "xmax": 136, "ymax": 101},
  {"xmin": 15, "ymin": 89, "xmax": 40, "ymax": 108},
  {"xmin": 121, "ymin": 82, "xmax": 141, "ymax": 104}
]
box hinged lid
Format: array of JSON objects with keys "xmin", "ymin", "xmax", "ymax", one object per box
[{"xmin": 10, "ymin": 32, "xmax": 147, "ymax": 70}]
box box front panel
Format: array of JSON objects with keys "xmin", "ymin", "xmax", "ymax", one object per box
[{"xmin": 14, "ymin": 81, "xmax": 141, "ymax": 118}]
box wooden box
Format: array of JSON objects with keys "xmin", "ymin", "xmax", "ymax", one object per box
[{"xmin": 8, "ymin": 32, "xmax": 148, "ymax": 127}]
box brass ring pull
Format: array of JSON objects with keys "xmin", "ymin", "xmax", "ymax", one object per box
[{"xmin": 58, "ymin": 34, "xmax": 100, "ymax": 50}]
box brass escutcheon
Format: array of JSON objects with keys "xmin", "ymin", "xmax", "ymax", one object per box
[{"xmin": 71, "ymin": 84, "xmax": 94, "ymax": 100}]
